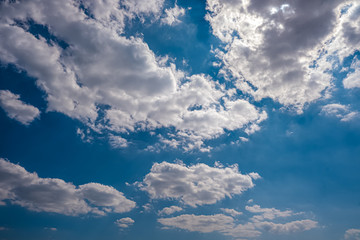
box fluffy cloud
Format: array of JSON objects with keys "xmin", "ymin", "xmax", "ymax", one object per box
[
  {"xmin": 158, "ymin": 214, "xmax": 236, "ymax": 233},
  {"xmin": 254, "ymin": 219, "xmax": 318, "ymax": 234},
  {"xmin": 108, "ymin": 135, "xmax": 129, "ymax": 149},
  {"xmin": 158, "ymin": 206, "xmax": 183, "ymax": 215},
  {"xmin": 206, "ymin": 0, "xmax": 360, "ymax": 113},
  {"xmin": 345, "ymin": 229, "xmax": 360, "ymax": 240},
  {"xmin": 160, "ymin": 4, "xmax": 186, "ymax": 26},
  {"xmin": 0, "ymin": 158, "xmax": 135, "ymax": 216},
  {"xmin": 115, "ymin": 217, "xmax": 135, "ymax": 228},
  {"xmin": 158, "ymin": 213, "xmax": 317, "ymax": 239},
  {"xmin": 321, "ymin": 103, "xmax": 359, "ymax": 121},
  {"xmin": 0, "ymin": 0, "xmax": 266, "ymax": 151},
  {"xmin": 246, "ymin": 204, "xmax": 293, "ymax": 221},
  {"xmin": 138, "ymin": 161, "xmax": 260, "ymax": 207},
  {"xmin": 0, "ymin": 90, "xmax": 40, "ymax": 125}
]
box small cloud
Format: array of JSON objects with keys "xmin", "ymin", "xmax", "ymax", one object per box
[
  {"xmin": 0, "ymin": 90, "xmax": 40, "ymax": 125},
  {"xmin": 221, "ymin": 208, "xmax": 243, "ymax": 217},
  {"xmin": 158, "ymin": 206, "xmax": 183, "ymax": 215},
  {"xmin": 109, "ymin": 134, "xmax": 129, "ymax": 148},
  {"xmin": 160, "ymin": 4, "xmax": 186, "ymax": 26},
  {"xmin": 321, "ymin": 104, "xmax": 359, "ymax": 122},
  {"xmin": 115, "ymin": 217, "xmax": 135, "ymax": 228}
]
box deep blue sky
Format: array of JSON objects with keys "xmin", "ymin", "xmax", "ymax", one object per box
[{"xmin": 0, "ymin": 0, "xmax": 360, "ymax": 239}]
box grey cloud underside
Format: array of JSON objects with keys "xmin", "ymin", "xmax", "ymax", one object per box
[
  {"xmin": 206, "ymin": 0, "xmax": 360, "ymax": 112},
  {"xmin": 0, "ymin": 0, "xmax": 266, "ymax": 151},
  {"xmin": 0, "ymin": 158, "xmax": 135, "ymax": 216}
]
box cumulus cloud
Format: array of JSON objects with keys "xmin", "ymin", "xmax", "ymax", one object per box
[
  {"xmin": 158, "ymin": 206, "xmax": 183, "ymax": 215},
  {"xmin": 0, "ymin": 90, "xmax": 40, "ymax": 125},
  {"xmin": 321, "ymin": 103, "xmax": 359, "ymax": 121},
  {"xmin": 158, "ymin": 213, "xmax": 317, "ymax": 239},
  {"xmin": 345, "ymin": 228, "xmax": 360, "ymax": 240},
  {"xmin": 137, "ymin": 161, "xmax": 260, "ymax": 207},
  {"xmin": 115, "ymin": 217, "xmax": 135, "ymax": 228},
  {"xmin": 0, "ymin": 0, "xmax": 266, "ymax": 151},
  {"xmin": 0, "ymin": 158, "xmax": 135, "ymax": 216},
  {"xmin": 161, "ymin": 4, "xmax": 186, "ymax": 26},
  {"xmin": 206, "ymin": 0, "xmax": 360, "ymax": 113}
]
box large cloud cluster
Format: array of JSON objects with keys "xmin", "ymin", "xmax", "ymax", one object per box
[
  {"xmin": 0, "ymin": 0, "xmax": 266, "ymax": 150},
  {"xmin": 0, "ymin": 158, "xmax": 135, "ymax": 216},
  {"xmin": 206, "ymin": 0, "xmax": 360, "ymax": 112}
]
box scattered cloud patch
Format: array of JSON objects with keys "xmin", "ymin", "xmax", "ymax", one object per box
[
  {"xmin": 0, "ymin": 90, "xmax": 40, "ymax": 125},
  {"xmin": 138, "ymin": 161, "xmax": 260, "ymax": 207},
  {"xmin": 0, "ymin": 158, "xmax": 135, "ymax": 216}
]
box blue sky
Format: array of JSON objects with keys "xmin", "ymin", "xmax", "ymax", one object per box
[{"xmin": 0, "ymin": 0, "xmax": 360, "ymax": 239}]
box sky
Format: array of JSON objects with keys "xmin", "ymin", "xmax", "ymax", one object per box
[{"xmin": 0, "ymin": 0, "xmax": 360, "ymax": 239}]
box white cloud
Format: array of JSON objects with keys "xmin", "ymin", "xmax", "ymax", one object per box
[
  {"xmin": 108, "ymin": 134, "xmax": 129, "ymax": 148},
  {"xmin": 158, "ymin": 206, "xmax": 183, "ymax": 215},
  {"xmin": 158, "ymin": 213, "xmax": 317, "ymax": 239},
  {"xmin": 343, "ymin": 58, "xmax": 360, "ymax": 89},
  {"xmin": 246, "ymin": 204, "xmax": 293, "ymax": 221},
  {"xmin": 321, "ymin": 103, "xmax": 359, "ymax": 121},
  {"xmin": 0, "ymin": 0, "xmax": 266, "ymax": 151},
  {"xmin": 138, "ymin": 161, "xmax": 260, "ymax": 207},
  {"xmin": 0, "ymin": 90, "xmax": 40, "ymax": 125},
  {"xmin": 158, "ymin": 214, "xmax": 236, "ymax": 233},
  {"xmin": 345, "ymin": 228, "xmax": 360, "ymax": 240},
  {"xmin": 161, "ymin": 4, "xmax": 186, "ymax": 26},
  {"xmin": 221, "ymin": 208, "xmax": 243, "ymax": 217},
  {"xmin": 206, "ymin": 0, "xmax": 360, "ymax": 113},
  {"xmin": 254, "ymin": 219, "xmax": 318, "ymax": 234},
  {"xmin": 0, "ymin": 158, "xmax": 135, "ymax": 216},
  {"xmin": 115, "ymin": 217, "xmax": 135, "ymax": 228}
]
